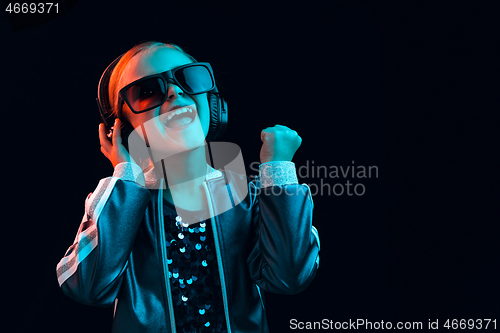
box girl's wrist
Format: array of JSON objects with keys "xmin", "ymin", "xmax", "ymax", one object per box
[{"xmin": 258, "ymin": 161, "xmax": 298, "ymax": 188}]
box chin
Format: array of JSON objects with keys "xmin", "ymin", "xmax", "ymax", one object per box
[{"xmin": 150, "ymin": 124, "xmax": 207, "ymax": 162}]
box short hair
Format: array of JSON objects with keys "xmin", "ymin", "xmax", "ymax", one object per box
[{"xmin": 107, "ymin": 40, "xmax": 195, "ymax": 118}]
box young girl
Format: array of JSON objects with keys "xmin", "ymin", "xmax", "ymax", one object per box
[{"xmin": 56, "ymin": 40, "xmax": 320, "ymax": 333}]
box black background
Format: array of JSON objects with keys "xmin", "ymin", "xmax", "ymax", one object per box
[{"xmin": 2, "ymin": 1, "xmax": 498, "ymax": 332}]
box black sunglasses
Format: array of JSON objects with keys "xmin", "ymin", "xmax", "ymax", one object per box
[{"xmin": 118, "ymin": 62, "xmax": 215, "ymax": 114}]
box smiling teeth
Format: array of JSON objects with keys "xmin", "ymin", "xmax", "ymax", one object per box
[{"xmin": 166, "ymin": 107, "xmax": 193, "ymax": 122}]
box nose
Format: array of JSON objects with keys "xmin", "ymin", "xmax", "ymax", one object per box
[{"xmin": 165, "ymin": 81, "xmax": 184, "ymax": 100}]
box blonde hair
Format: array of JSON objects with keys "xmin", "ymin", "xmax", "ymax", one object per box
[{"xmin": 107, "ymin": 41, "xmax": 195, "ymax": 119}]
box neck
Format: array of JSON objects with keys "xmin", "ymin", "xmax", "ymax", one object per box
[{"xmin": 157, "ymin": 144, "xmax": 211, "ymax": 193}]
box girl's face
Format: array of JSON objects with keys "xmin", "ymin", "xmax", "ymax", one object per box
[{"xmin": 118, "ymin": 47, "xmax": 210, "ymax": 157}]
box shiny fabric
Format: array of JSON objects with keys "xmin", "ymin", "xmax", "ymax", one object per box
[
  {"xmin": 163, "ymin": 200, "xmax": 227, "ymax": 333},
  {"xmin": 59, "ymin": 170, "xmax": 319, "ymax": 333}
]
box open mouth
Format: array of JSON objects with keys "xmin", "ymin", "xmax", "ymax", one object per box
[{"xmin": 163, "ymin": 106, "xmax": 197, "ymax": 130}]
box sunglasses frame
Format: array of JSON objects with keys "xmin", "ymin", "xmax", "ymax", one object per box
[{"xmin": 117, "ymin": 62, "xmax": 215, "ymax": 115}]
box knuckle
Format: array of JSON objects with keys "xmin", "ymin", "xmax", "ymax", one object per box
[{"xmin": 263, "ymin": 129, "xmax": 272, "ymax": 136}]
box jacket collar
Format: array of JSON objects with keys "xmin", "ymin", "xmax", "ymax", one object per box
[{"xmin": 144, "ymin": 164, "xmax": 223, "ymax": 188}]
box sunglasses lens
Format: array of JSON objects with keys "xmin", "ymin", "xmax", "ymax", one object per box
[
  {"xmin": 175, "ymin": 65, "xmax": 213, "ymax": 94},
  {"xmin": 126, "ymin": 77, "xmax": 166, "ymax": 112}
]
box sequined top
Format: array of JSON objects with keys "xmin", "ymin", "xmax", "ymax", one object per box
[{"xmin": 163, "ymin": 198, "xmax": 228, "ymax": 333}]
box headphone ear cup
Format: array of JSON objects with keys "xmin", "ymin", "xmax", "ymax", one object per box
[
  {"xmin": 218, "ymin": 96, "xmax": 228, "ymax": 137},
  {"xmin": 206, "ymin": 92, "xmax": 220, "ymax": 142},
  {"xmin": 206, "ymin": 92, "xmax": 228, "ymax": 142},
  {"xmin": 97, "ymin": 53, "xmax": 125, "ymax": 141},
  {"xmin": 119, "ymin": 120, "xmax": 134, "ymax": 152}
]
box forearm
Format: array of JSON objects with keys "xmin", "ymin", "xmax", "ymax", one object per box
[
  {"xmin": 56, "ymin": 163, "xmax": 150, "ymax": 306},
  {"xmin": 249, "ymin": 161, "xmax": 320, "ymax": 294}
]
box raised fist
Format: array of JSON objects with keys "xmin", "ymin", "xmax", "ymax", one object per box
[{"xmin": 260, "ymin": 124, "xmax": 302, "ymax": 164}]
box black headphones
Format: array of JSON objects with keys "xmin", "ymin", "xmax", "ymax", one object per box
[{"xmin": 96, "ymin": 51, "xmax": 228, "ymax": 151}]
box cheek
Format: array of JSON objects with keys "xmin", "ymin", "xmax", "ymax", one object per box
[
  {"xmin": 123, "ymin": 108, "xmax": 154, "ymax": 133},
  {"xmin": 121, "ymin": 104, "xmax": 134, "ymax": 125}
]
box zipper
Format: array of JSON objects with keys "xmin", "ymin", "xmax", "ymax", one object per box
[
  {"xmin": 202, "ymin": 180, "xmax": 232, "ymax": 333},
  {"xmin": 158, "ymin": 179, "xmax": 177, "ymax": 333}
]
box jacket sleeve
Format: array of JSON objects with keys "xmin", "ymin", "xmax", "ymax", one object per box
[
  {"xmin": 246, "ymin": 161, "xmax": 320, "ymax": 295},
  {"xmin": 56, "ymin": 162, "xmax": 151, "ymax": 307}
]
